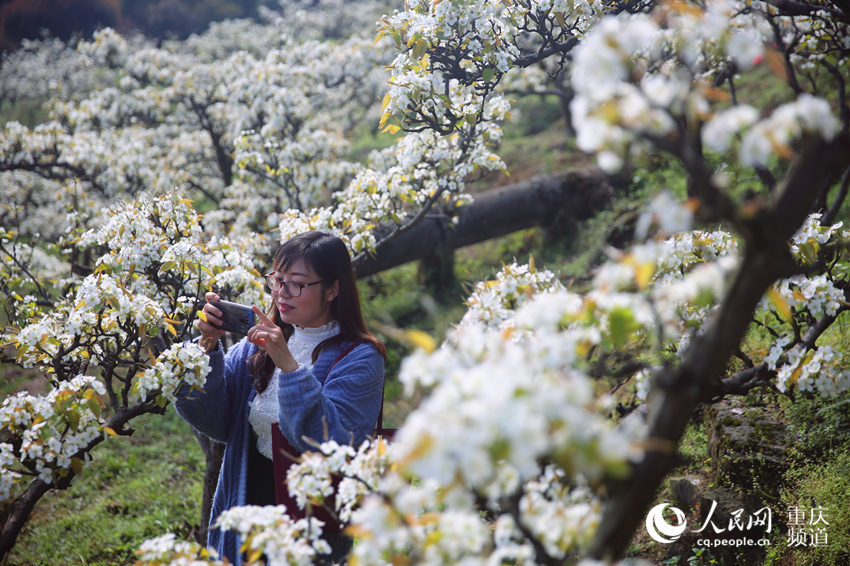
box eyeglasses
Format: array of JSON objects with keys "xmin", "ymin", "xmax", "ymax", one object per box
[{"xmin": 265, "ymin": 273, "xmax": 323, "ymax": 296}]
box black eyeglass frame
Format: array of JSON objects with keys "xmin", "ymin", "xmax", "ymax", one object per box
[{"xmin": 265, "ymin": 272, "xmax": 323, "ymax": 297}]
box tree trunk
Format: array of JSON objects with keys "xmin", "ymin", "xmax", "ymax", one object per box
[
  {"xmin": 418, "ymin": 244, "xmax": 456, "ymax": 298},
  {"xmin": 354, "ymin": 169, "xmax": 615, "ymax": 277},
  {"xmin": 589, "ymin": 134, "xmax": 850, "ymax": 561},
  {"xmin": 193, "ymin": 431, "xmax": 225, "ymax": 545},
  {"xmin": 0, "ymin": 403, "xmax": 163, "ymax": 562}
]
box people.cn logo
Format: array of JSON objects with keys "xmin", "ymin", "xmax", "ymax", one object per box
[{"xmin": 645, "ymin": 503, "xmax": 687, "ymax": 544}]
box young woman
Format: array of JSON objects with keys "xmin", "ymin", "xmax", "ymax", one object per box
[{"xmin": 176, "ymin": 231, "xmax": 386, "ymax": 565}]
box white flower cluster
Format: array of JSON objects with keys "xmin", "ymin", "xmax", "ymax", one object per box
[
  {"xmin": 134, "ymin": 342, "xmax": 211, "ymax": 404},
  {"xmin": 76, "ymin": 194, "xmax": 267, "ymax": 307},
  {"xmin": 0, "ymin": 36, "xmax": 108, "ymax": 103},
  {"xmin": 458, "ymin": 261, "xmax": 565, "ymax": 331},
  {"xmin": 568, "ymin": 0, "xmax": 840, "ymax": 171},
  {"xmin": 588, "ymin": 229, "xmax": 738, "ymax": 351},
  {"xmin": 759, "ymin": 213, "xmax": 846, "ymax": 319},
  {"xmin": 774, "ymin": 345, "xmax": 850, "ymax": 398},
  {"xmin": 633, "ymin": 367, "xmax": 653, "ymax": 401},
  {"xmin": 655, "ymin": 229, "xmax": 738, "ymax": 277},
  {"xmin": 6, "ymin": 195, "xmax": 266, "ymax": 427},
  {"xmin": 778, "ymin": 4, "xmax": 850, "ymax": 72},
  {"xmin": 11, "ymin": 272, "xmax": 166, "ymax": 370},
  {"xmin": 349, "ymin": 480, "xmax": 494, "ymax": 565},
  {"xmin": 756, "ymin": 213, "xmax": 850, "ymax": 397},
  {"xmin": 393, "ymin": 323, "xmax": 628, "ymax": 495},
  {"xmin": 570, "ymin": 15, "xmax": 674, "ymax": 171},
  {"xmin": 215, "ymin": 505, "xmax": 330, "ymax": 565},
  {"xmin": 379, "ymin": 0, "xmax": 603, "ymax": 132},
  {"xmin": 77, "ymin": 27, "xmax": 131, "ymax": 67},
  {"xmin": 0, "ymin": 238, "xmax": 69, "ymax": 282},
  {"xmin": 739, "ymin": 94, "xmax": 840, "ymax": 166},
  {"xmin": 763, "ymin": 274, "xmax": 845, "ymax": 319},
  {"xmin": 77, "ymin": 194, "xmax": 203, "ymax": 275},
  {"xmin": 380, "ymin": 0, "xmax": 516, "ymax": 117},
  {"xmin": 0, "ymin": 443, "xmax": 21, "ymax": 503},
  {"xmin": 652, "ymin": 231, "xmax": 739, "ymax": 339},
  {"xmin": 517, "ymin": 466, "xmax": 601, "ymax": 556},
  {"xmin": 789, "ymin": 213, "xmax": 846, "ymax": 263},
  {"xmin": 278, "ymin": 121, "xmax": 506, "ymax": 255},
  {"xmin": 701, "ymin": 105, "xmax": 760, "ymax": 154},
  {"xmin": 634, "ymin": 191, "xmax": 694, "ymax": 241},
  {"xmin": 10, "ymin": 275, "xmax": 152, "ymax": 367},
  {"xmin": 135, "ymin": 532, "xmax": 220, "ymax": 566},
  {"xmin": 286, "ymin": 438, "xmax": 394, "ymax": 524},
  {"xmin": 0, "ymin": 376, "xmax": 105, "ymax": 495}
]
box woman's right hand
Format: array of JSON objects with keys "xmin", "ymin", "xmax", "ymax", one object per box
[{"xmin": 198, "ymin": 291, "xmax": 226, "ymax": 351}]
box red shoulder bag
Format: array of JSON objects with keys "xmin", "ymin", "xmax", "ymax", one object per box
[{"xmin": 270, "ymin": 343, "xmax": 396, "ymax": 531}]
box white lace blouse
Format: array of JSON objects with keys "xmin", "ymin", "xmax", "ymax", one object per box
[{"xmin": 248, "ymin": 320, "xmax": 340, "ymax": 459}]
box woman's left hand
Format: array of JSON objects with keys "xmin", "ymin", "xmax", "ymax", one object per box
[{"xmin": 247, "ymin": 306, "xmax": 299, "ymax": 373}]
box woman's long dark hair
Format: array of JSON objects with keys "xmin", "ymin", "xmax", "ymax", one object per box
[{"xmin": 250, "ymin": 231, "xmax": 386, "ymax": 393}]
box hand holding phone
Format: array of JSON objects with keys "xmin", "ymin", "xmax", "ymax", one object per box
[{"xmin": 208, "ymin": 299, "xmax": 256, "ymax": 335}]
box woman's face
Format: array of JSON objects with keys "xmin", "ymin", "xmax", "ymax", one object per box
[{"xmin": 270, "ymin": 258, "xmax": 338, "ymax": 328}]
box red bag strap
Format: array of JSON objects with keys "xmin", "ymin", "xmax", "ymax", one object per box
[
  {"xmin": 329, "ymin": 342, "xmax": 392, "ymax": 436},
  {"xmin": 329, "ymin": 342, "xmax": 358, "ymax": 370}
]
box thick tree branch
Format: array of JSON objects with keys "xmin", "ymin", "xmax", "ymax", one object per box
[
  {"xmin": 589, "ymin": 133, "xmax": 850, "ymax": 561},
  {"xmin": 0, "ymin": 402, "xmax": 163, "ymax": 559},
  {"xmin": 354, "ymin": 169, "xmax": 614, "ymax": 277}
]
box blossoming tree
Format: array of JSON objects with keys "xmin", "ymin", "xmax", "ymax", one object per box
[
  {"xmin": 0, "ymin": 0, "xmax": 399, "ymax": 554},
  {"xmin": 1, "ymin": 0, "xmax": 849, "ymax": 563}
]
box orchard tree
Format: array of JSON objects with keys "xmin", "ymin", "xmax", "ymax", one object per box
[
  {"xmin": 0, "ymin": 0, "xmax": 513, "ymax": 555},
  {"xmin": 1, "ymin": 0, "xmax": 849, "ymax": 564},
  {"xmin": 0, "ymin": 192, "xmax": 275, "ymax": 555},
  {"xmin": 0, "ymin": 2, "xmax": 394, "ymax": 242},
  {"xmin": 0, "ymin": 0, "xmax": 405, "ymax": 555}
]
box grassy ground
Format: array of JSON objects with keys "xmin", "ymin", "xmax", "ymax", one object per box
[{"xmin": 4, "ymin": 407, "xmax": 205, "ymax": 566}]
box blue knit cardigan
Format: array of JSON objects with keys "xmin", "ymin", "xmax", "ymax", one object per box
[{"xmin": 175, "ymin": 337, "xmax": 385, "ymax": 565}]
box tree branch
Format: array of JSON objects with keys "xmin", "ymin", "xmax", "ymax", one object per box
[
  {"xmin": 0, "ymin": 402, "xmax": 164, "ymax": 560},
  {"xmin": 589, "ymin": 133, "xmax": 850, "ymax": 561}
]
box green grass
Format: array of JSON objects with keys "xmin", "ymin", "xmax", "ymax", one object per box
[
  {"xmin": 5, "ymin": 406, "xmax": 205, "ymax": 566},
  {"xmin": 767, "ymin": 446, "xmax": 850, "ymax": 566},
  {"xmin": 0, "ymin": 99, "xmax": 49, "ymax": 128},
  {"xmin": 0, "ymin": 369, "xmax": 35, "ymax": 399}
]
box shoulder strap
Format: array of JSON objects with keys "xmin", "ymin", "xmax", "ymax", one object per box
[
  {"xmin": 328, "ymin": 341, "xmax": 391, "ymax": 435},
  {"xmin": 329, "ymin": 341, "xmax": 358, "ymax": 371}
]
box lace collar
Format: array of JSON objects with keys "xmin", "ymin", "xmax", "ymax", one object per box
[{"xmin": 287, "ymin": 320, "xmax": 340, "ymax": 368}]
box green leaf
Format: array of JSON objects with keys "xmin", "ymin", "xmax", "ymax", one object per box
[
  {"xmin": 68, "ymin": 409, "xmax": 80, "ymax": 430},
  {"xmin": 798, "ymin": 241, "xmax": 819, "ymax": 264},
  {"xmin": 608, "ymin": 307, "xmax": 637, "ymax": 347},
  {"xmin": 766, "ymin": 287, "xmax": 792, "ymax": 321},
  {"xmin": 482, "ymin": 67, "xmax": 496, "ymax": 82}
]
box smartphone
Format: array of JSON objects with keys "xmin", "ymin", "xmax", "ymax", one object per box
[{"xmin": 209, "ymin": 299, "xmax": 255, "ymax": 334}]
